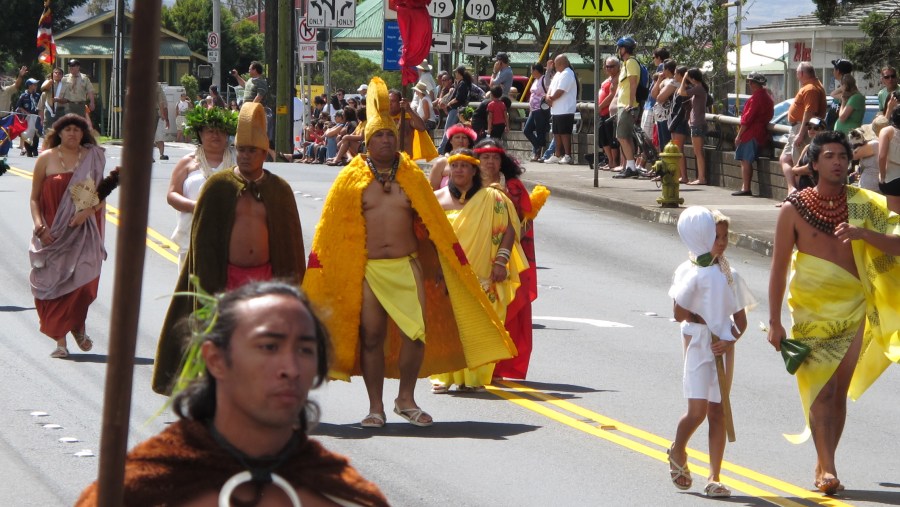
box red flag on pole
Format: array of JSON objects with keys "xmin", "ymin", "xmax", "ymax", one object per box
[
  {"xmin": 37, "ymin": 0, "xmax": 56, "ymax": 65},
  {"xmin": 394, "ymin": 0, "xmax": 432, "ymax": 86}
]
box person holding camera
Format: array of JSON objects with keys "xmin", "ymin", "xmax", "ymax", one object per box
[
  {"xmin": 231, "ymin": 61, "xmax": 267, "ymax": 104},
  {"xmin": 596, "ymin": 57, "xmax": 620, "ymax": 170}
]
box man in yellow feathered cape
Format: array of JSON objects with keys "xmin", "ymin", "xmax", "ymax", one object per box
[{"xmin": 302, "ymin": 77, "xmax": 515, "ymax": 428}]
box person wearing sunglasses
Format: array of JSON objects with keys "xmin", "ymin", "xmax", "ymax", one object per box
[{"xmin": 877, "ymin": 66, "xmax": 899, "ymax": 113}]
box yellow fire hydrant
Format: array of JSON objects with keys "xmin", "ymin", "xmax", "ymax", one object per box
[{"xmin": 653, "ymin": 142, "xmax": 685, "ymax": 208}]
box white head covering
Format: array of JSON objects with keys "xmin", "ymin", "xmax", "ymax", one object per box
[{"xmin": 668, "ymin": 207, "xmax": 756, "ymax": 341}]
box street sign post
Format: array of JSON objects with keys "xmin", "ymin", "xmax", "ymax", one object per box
[
  {"xmin": 463, "ymin": 0, "xmax": 495, "ymax": 21},
  {"xmin": 564, "ymin": 0, "xmax": 632, "ymax": 19},
  {"xmin": 462, "ymin": 34, "xmax": 492, "ymax": 56},
  {"xmin": 428, "ymin": 0, "xmax": 455, "ymax": 18},
  {"xmin": 431, "ymin": 33, "xmax": 452, "ymax": 54},
  {"xmin": 307, "ymin": 0, "xmax": 356, "ymax": 28}
]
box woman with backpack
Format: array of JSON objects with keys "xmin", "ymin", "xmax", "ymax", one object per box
[{"xmin": 523, "ymin": 63, "xmax": 551, "ymax": 161}]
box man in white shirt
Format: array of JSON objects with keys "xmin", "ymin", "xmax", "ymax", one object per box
[{"xmin": 543, "ymin": 54, "xmax": 577, "ymax": 164}]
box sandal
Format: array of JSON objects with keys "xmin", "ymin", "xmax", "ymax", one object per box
[
  {"xmin": 704, "ymin": 481, "xmax": 731, "ymax": 498},
  {"xmin": 72, "ymin": 331, "xmax": 93, "ymax": 352},
  {"xmin": 667, "ymin": 445, "xmax": 692, "ymax": 490},
  {"xmin": 431, "ymin": 384, "xmax": 450, "ymax": 394},
  {"xmin": 393, "ymin": 401, "xmax": 433, "ymax": 427},
  {"xmin": 50, "ymin": 346, "xmax": 69, "ymax": 359},
  {"xmin": 360, "ymin": 412, "xmax": 386, "ymax": 428}
]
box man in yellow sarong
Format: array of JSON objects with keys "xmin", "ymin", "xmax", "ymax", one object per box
[
  {"xmin": 768, "ymin": 130, "xmax": 900, "ymax": 495},
  {"xmin": 303, "ymin": 77, "xmax": 516, "ymax": 429}
]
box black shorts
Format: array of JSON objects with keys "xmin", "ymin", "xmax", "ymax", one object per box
[
  {"xmin": 880, "ymin": 177, "xmax": 900, "ymax": 196},
  {"xmin": 551, "ymin": 113, "xmax": 575, "ymax": 135},
  {"xmin": 597, "ymin": 115, "xmax": 619, "ymax": 149},
  {"xmin": 489, "ymin": 124, "xmax": 505, "ymax": 139}
]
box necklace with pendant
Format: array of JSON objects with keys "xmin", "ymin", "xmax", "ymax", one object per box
[
  {"xmin": 366, "ymin": 156, "xmax": 399, "ymax": 193},
  {"xmin": 58, "ymin": 147, "xmax": 82, "ymax": 172}
]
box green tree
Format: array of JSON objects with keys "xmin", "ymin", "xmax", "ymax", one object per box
[
  {"xmin": 812, "ymin": 0, "xmax": 899, "ymax": 76},
  {"xmin": 0, "ymin": 0, "xmax": 88, "ymax": 75},
  {"xmin": 162, "ymin": 0, "xmax": 264, "ymax": 83},
  {"xmin": 181, "ymin": 73, "xmax": 199, "ymax": 101},
  {"xmin": 308, "ymin": 50, "xmax": 401, "ymax": 92},
  {"xmin": 85, "ymin": 0, "xmax": 130, "ymax": 16}
]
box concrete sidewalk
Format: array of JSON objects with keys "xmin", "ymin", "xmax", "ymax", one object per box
[{"xmin": 517, "ymin": 161, "xmax": 781, "ymax": 258}]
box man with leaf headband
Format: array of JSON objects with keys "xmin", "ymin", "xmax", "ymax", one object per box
[
  {"xmin": 303, "ymin": 77, "xmax": 516, "ymax": 428},
  {"xmin": 153, "ymin": 102, "xmax": 306, "ymax": 395}
]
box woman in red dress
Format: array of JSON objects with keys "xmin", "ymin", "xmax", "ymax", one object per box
[
  {"xmin": 475, "ymin": 139, "xmax": 537, "ymax": 379},
  {"xmin": 29, "ymin": 114, "xmax": 107, "ymax": 358}
]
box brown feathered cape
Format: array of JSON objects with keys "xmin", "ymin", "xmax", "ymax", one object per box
[{"xmin": 74, "ymin": 419, "xmax": 389, "ymax": 507}]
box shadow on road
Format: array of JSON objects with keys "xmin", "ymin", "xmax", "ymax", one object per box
[
  {"xmin": 679, "ymin": 492, "xmax": 771, "ymax": 505},
  {"xmin": 66, "ymin": 354, "xmax": 155, "ymax": 365},
  {"xmin": 0, "ymin": 305, "xmax": 35, "ymax": 312},
  {"xmin": 839, "ymin": 488, "xmax": 900, "ymax": 504},
  {"xmin": 312, "ymin": 420, "xmax": 541, "ymax": 440},
  {"xmin": 505, "ymin": 380, "xmax": 612, "ymax": 394}
]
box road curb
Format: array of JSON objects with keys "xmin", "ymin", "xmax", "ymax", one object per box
[{"xmin": 522, "ymin": 177, "xmax": 775, "ymax": 258}]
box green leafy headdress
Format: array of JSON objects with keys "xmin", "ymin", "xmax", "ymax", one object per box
[{"xmin": 184, "ymin": 106, "xmax": 238, "ymax": 139}]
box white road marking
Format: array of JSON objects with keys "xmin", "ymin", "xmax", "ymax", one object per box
[{"xmin": 532, "ymin": 316, "xmax": 632, "ymax": 328}]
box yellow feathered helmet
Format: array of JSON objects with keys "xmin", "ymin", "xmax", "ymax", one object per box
[{"xmin": 364, "ymin": 76, "xmax": 398, "ymax": 144}]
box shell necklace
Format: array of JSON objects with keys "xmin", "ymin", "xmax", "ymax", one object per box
[{"xmin": 58, "ymin": 147, "xmax": 82, "ymax": 173}]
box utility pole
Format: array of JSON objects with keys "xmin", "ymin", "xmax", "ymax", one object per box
[
  {"xmin": 212, "ymin": 0, "xmax": 221, "ymax": 91},
  {"xmin": 275, "ymin": 0, "xmax": 293, "ymax": 156}
]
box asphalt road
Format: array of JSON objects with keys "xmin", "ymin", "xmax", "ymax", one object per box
[{"xmin": 0, "ymin": 144, "xmax": 898, "ymax": 506}]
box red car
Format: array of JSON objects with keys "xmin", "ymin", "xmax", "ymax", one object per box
[{"xmin": 478, "ymin": 75, "xmax": 532, "ymax": 101}]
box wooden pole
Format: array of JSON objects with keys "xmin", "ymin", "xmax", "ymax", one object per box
[
  {"xmin": 95, "ymin": 0, "xmax": 161, "ymax": 504},
  {"xmin": 710, "ymin": 334, "xmax": 736, "ymax": 442}
]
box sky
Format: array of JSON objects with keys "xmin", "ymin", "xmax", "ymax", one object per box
[{"xmin": 742, "ymin": 0, "xmax": 817, "ymax": 28}]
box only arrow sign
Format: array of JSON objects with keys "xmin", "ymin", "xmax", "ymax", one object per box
[
  {"xmin": 339, "ymin": 0, "xmax": 352, "ymax": 16},
  {"xmin": 462, "ymin": 34, "xmax": 491, "ymax": 56},
  {"xmin": 310, "ymin": 0, "xmax": 322, "ymax": 16}
]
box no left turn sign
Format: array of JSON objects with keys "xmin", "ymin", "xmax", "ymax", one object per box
[{"xmin": 298, "ymin": 19, "xmax": 317, "ymax": 42}]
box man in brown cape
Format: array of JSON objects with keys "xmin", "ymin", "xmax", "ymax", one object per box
[
  {"xmin": 153, "ymin": 102, "xmax": 306, "ymax": 394},
  {"xmin": 78, "ymin": 281, "xmax": 388, "ymax": 507}
]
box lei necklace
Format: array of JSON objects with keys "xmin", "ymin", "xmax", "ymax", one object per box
[
  {"xmin": 786, "ymin": 186, "xmax": 848, "ymax": 234},
  {"xmin": 365, "ymin": 156, "xmax": 399, "ymax": 192}
]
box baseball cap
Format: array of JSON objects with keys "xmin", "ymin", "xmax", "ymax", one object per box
[
  {"xmin": 25, "ymin": 78, "xmax": 40, "ymax": 86},
  {"xmin": 68, "ymin": 59, "xmax": 81, "ymax": 66},
  {"xmin": 746, "ymin": 72, "xmax": 767, "ymax": 85},
  {"xmin": 494, "ymin": 52, "xmax": 509, "ymax": 64},
  {"xmin": 831, "ymin": 59, "xmax": 853, "ymax": 74},
  {"xmin": 357, "ymin": 84, "xmax": 368, "ymax": 92}
]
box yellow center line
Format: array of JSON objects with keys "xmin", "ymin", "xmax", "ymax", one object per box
[
  {"xmin": 10, "ymin": 167, "xmax": 180, "ymax": 265},
  {"xmin": 489, "ymin": 382, "xmax": 854, "ymax": 507}
]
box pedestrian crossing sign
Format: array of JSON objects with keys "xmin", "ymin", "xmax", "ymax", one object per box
[{"xmin": 564, "ymin": 0, "xmax": 632, "ymax": 19}]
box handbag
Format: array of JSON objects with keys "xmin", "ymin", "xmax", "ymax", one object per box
[{"xmin": 780, "ymin": 338, "xmax": 811, "ymax": 375}]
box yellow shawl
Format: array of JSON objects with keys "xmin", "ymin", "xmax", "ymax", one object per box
[
  {"xmin": 447, "ymin": 186, "xmax": 528, "ymax": 318},
  {"xmin": 302, "ymin": 153, "xmax": 516, "ymax": 381}
]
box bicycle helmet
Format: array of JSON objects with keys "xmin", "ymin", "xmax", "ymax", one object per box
[{"xmin": 616, "ymin": 36, "xmax": 637, "ymax": 51}]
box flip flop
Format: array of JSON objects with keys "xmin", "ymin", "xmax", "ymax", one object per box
[
  {"xmin": 431, "ymin": 384, "xmax": 450, "ymax": 394},
  {"xmin": 704, "ymin": 481, "xmax": 731, "ymax": 498},
  {"xmin": 393, "ymin": 402, "xmax": 433, "ymax": 427},
  {"xmin": 667, "ymin": 445, "xmax": 692, "ymax": 490},
  {"xmin": 360, "ymin": 412, "xmax": 385, "ymax": 428}
]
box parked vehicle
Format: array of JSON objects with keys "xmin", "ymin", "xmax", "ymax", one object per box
[{"xmin": 725, "ymin": 94, "xmax": 752, "ymax": 116}]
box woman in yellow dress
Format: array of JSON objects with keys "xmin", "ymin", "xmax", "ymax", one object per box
[{"xmin": 430, "ymin": 148, "xmax": 527, "ymax": 392}]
